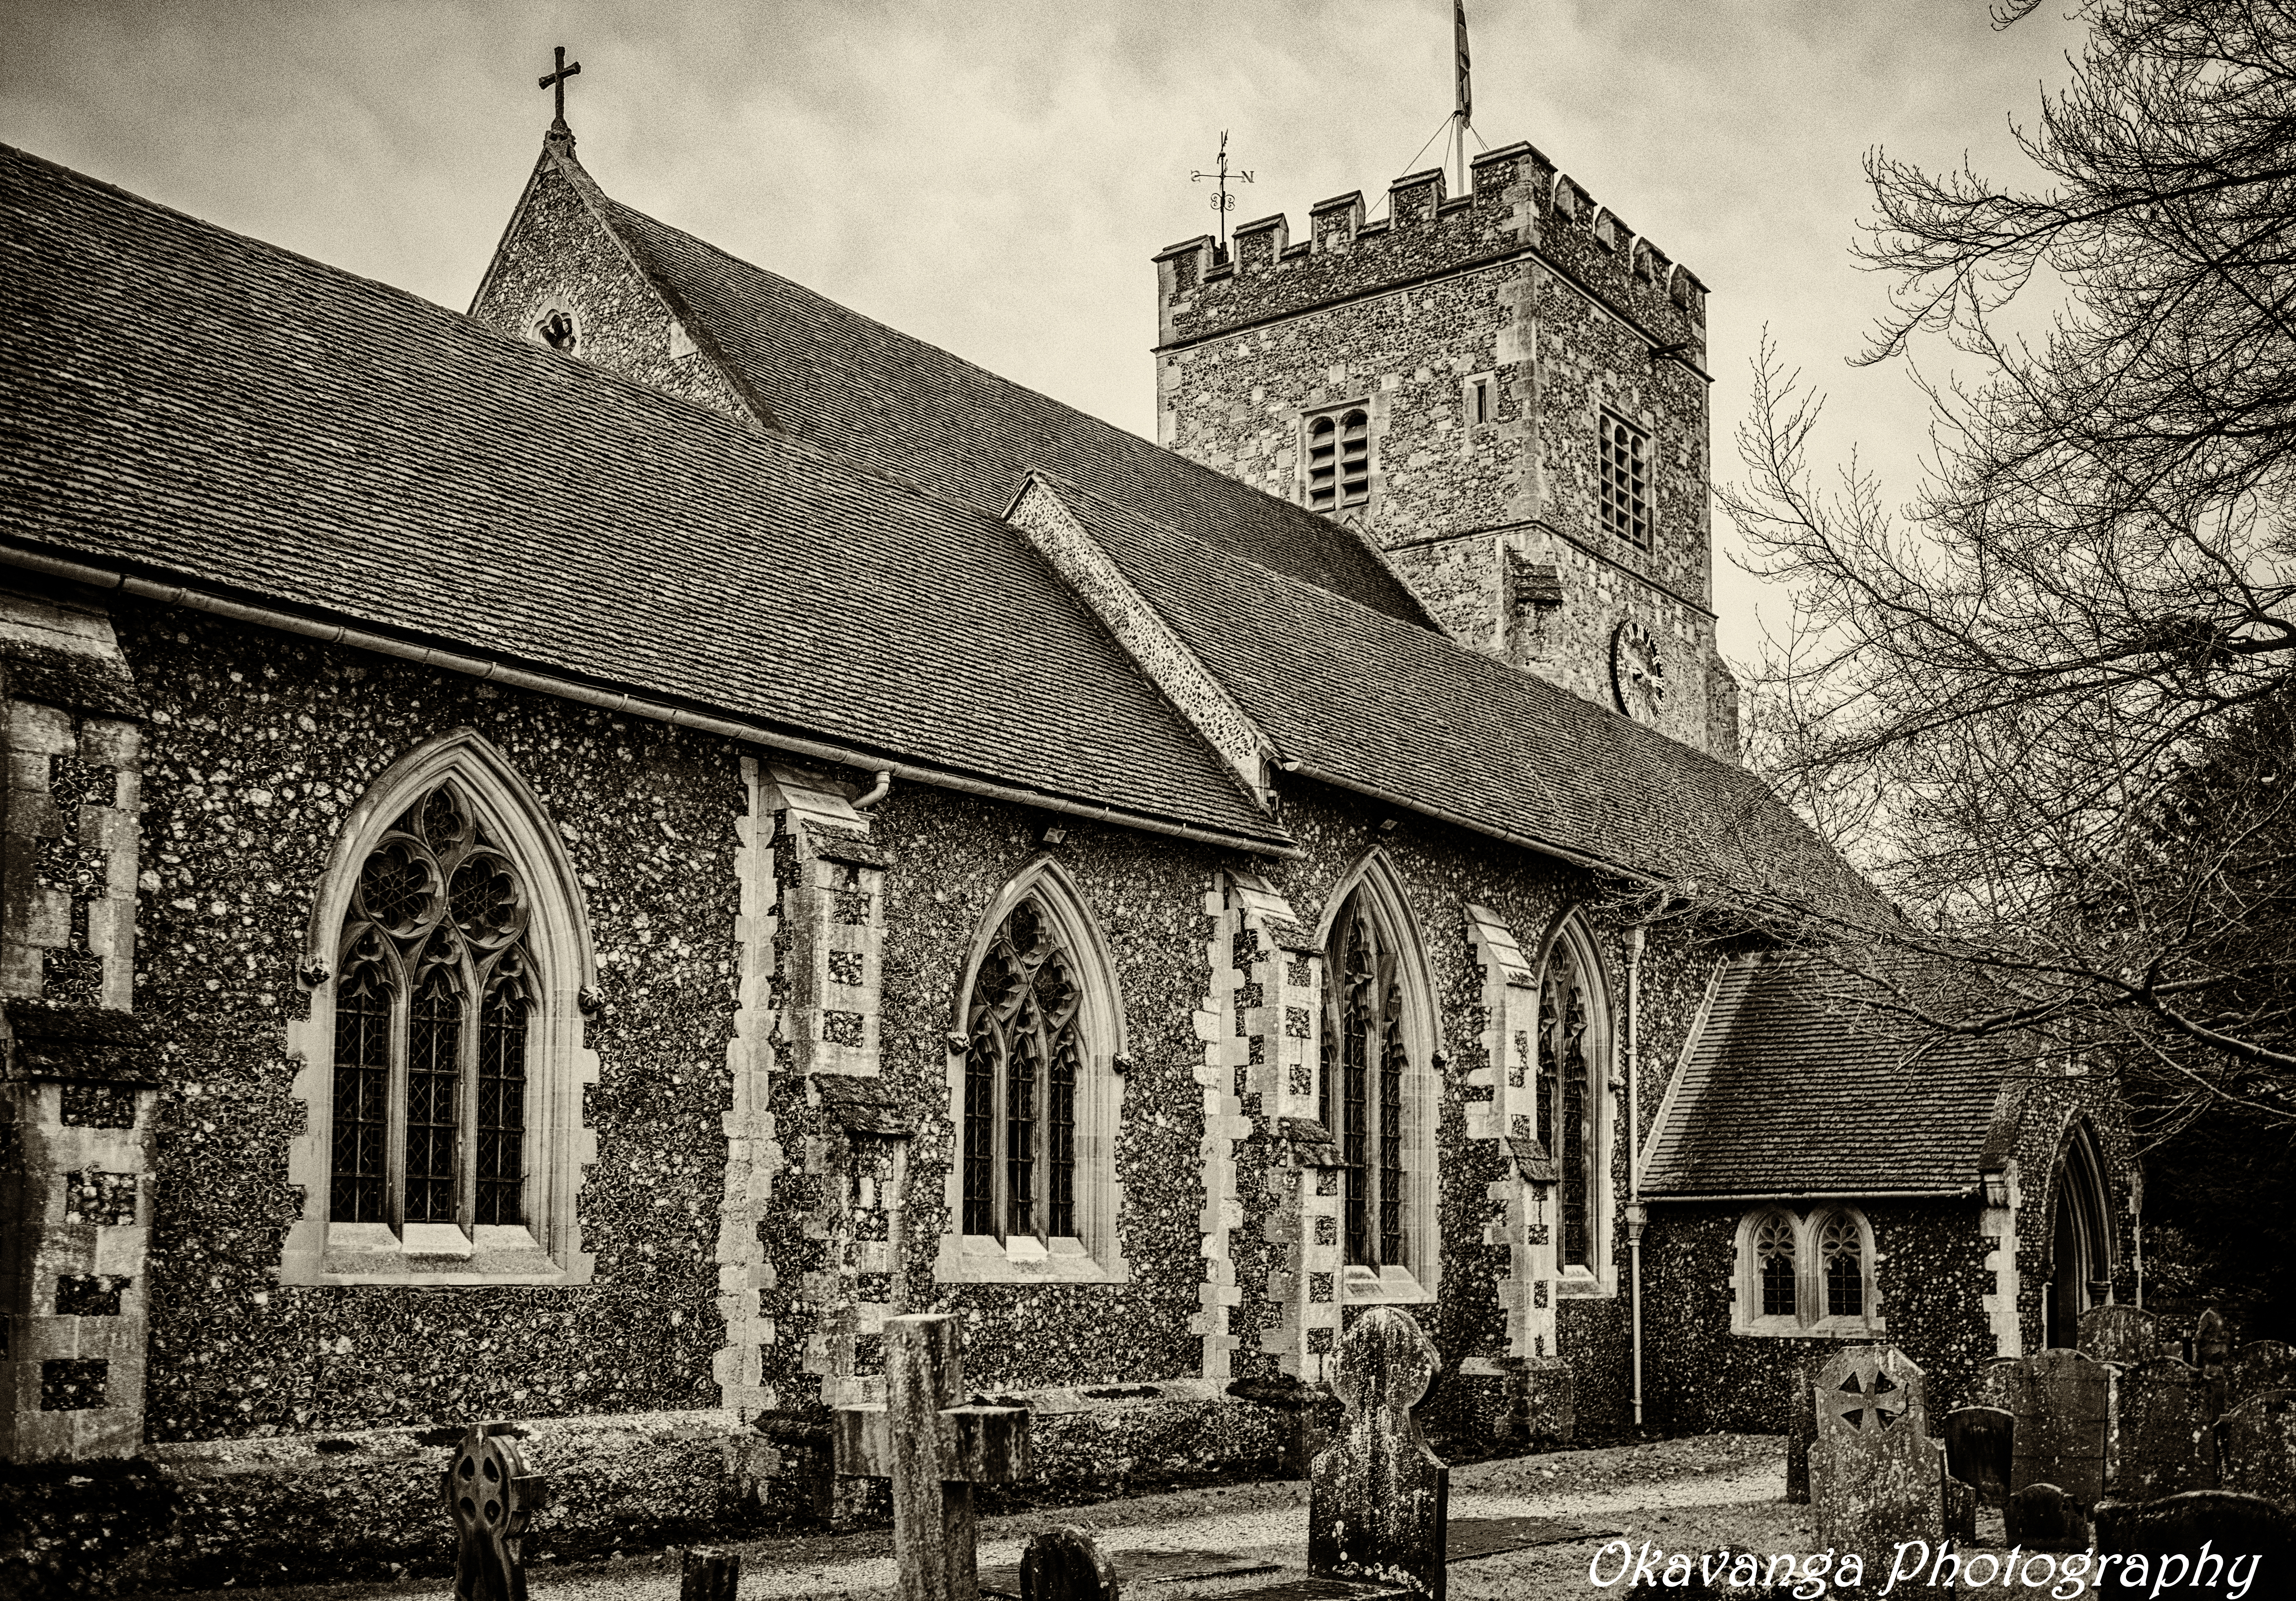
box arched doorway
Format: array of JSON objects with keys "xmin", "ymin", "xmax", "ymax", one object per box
[{"xmin": 2043, "ymin": 1126, "xmax": 2113, "ymax": 1349}]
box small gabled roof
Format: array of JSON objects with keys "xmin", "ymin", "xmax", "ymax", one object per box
[
  {"xmin": 584, "ymin": 189, "xmax": 1439, "ymax": 628},
  {"xmin": 0, "ymin": 145, "xmax": 1289, "ymax": 852},
  {"xmin": 1640, "ymin": 954, "xmax": 2018, "ymax": 1199},
  {"xmin": 1030, "ymin": 478, "xmax": 1882, "ymax": 915}
]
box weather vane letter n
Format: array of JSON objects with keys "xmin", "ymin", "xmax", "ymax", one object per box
[{"xmin": 1190, "ymin": 131, "xmax": 1254, "ymax": 252}]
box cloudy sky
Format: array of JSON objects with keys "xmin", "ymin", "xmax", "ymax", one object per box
[{"xmin": 1, "ymin": 0, "xmax": 2089, "ymax": 666}]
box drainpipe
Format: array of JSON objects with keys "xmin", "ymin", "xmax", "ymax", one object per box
[
  {"xmin": 1627, "ymin": 925, "xmax": 1648, "ymax": 1430},
  {"xmin": 851, "ymin": 770, "xmax": 893, "ymax": 809}
]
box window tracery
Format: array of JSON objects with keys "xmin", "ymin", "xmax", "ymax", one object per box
[
  {"xmin": 1320, "ymin": 889, "xmax": 1409, "ymax": 1269},
  {"xmin": 1536, "ymin": 939, "xmax": 1599, "ymax": 1271},
  {"xmin": 328, "ymin": 778, "xmax": 537, "ymax": 1233},
  {"xmin": 1733, "ymin": 1206, "xmax": 1877, "ymax": 1335},
  {"xmin": 962, "ymin": 897, "xmax": 1084, "ymax": 1242}
]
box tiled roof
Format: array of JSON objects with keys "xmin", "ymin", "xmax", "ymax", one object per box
[
  {"xmin": 592, "ymin": 195, "xmax": 1439, "ymax": 626},
  {"xmin": 1041, "ymin": 479, "xmax": 1883, "ymax": 913},
  {"xmin": 1639, "ymin": 954, "xmax": 2016, "ymax": 1198},
  {"xmin": 0, "ymin": 146, "xmax": 1288, "ymax": 851}
]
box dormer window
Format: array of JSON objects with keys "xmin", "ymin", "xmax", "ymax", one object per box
[
  {"xmin": 538, "ymin": 309, "xmax": 578, "ymax": 354},
  {"xmin": 1306, "ymin": 406, "xmax": 1372, "ymax": 511}
]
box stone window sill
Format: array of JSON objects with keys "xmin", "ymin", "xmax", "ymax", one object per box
[
  {"xmin": 1341, "ymin": 1263, "xmax": 1433, "ymax": 1305},
  {"xmin": 934, "ymin": 1232, "xmax": 1128, "ymax": 1285},
  {"xmin": 1733, "ymin": 1316, "xmax": 1888, "ymax": 1340},
  {"xmin": 1554, "ymin": 1266, "xmax": 1618, "ymax": 1300},
  {"xmin": 310, "ymin": 1221, "xmax": 573, "ymax": 1287}
]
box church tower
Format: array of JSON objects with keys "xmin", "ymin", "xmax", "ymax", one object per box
[{"xmin": 1153, "ymin": 143, "xmax": 1739, "ymax": 760}]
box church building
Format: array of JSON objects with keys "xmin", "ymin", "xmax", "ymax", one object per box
[{"xmin": 0, "ymin": 86, "xmax": 2138, "ymax": 1572}]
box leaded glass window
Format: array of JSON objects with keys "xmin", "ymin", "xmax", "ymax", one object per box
[
  {"xmin": 962, "ymin": 899, "xmax": 1083, "ymax": 1241},
  {"xmin": 1819, "ymin": 1213, "xmax": 1865, "ymax": 1318},
  {"xmin": 329, "ymin": 779, "xmax": 536, "ymax": 1231},
  {"xmin": 1319, "ymin": 891, "xmax": 1408, "ymax": 1268},
  {"xmin": 1536, "ymin": 944, "xmax": 1597, "ymax": 1270},
  {"xmin": 1756, "ymin": 1213, "xmax": 1796, "ymax": 1318}
]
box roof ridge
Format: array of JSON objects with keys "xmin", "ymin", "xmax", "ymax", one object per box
[{"xmin": 596, "ymin": 191, "xmax": 1440, "ymax": 628}]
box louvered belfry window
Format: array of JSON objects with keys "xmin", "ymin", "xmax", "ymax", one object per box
[
  {"xmin": 1319, "ymin": 891, "xmax": 1408, "ymax": 1268},
  {"xmin": 962, "ymin": 899, "xmax": 1083, "ymax": 1241},
  {"xmin": 1536, "ymin": 945, "xmax": 1596, "ymax": 1269},
  {"xmin": 1598, "ymin": 408, "xmax": 1651, "ymax": 547},
  {"xmin": 330, "ymin": 780, "xmax": 535, "ymax": 1229},
  {"xmin": 1306, "ymin": 407, "xmax": 1372, "ymax": 511}
]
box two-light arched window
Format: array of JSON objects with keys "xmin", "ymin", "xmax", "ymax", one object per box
[
  {"xmin": 332, "ymin": 779, "xmax": 536, "ymax": 1231},
  {"xmin": 1735, "ymin": 1205, "xmax": 1878, "ymax": 1335},
  {"xmin": 1306, "ymin": 406, "xmax": 1372, "ymax": 510}
]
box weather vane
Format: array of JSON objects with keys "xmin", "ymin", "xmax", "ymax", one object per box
[{"xmin": 1191, "ymin": 132, "xmax": 1254, "ymax": 250}]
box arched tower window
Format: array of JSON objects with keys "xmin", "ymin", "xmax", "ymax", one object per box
[
  {"xmin": 939, "ymin": 861, "xmax": 1130, "ymax": 1285},
  {"xmin": 1306, "ymin": 406, "xmax": 1372, "ymax": 510},
  {"xmin": 277, "ymin": 729, "xmax": 599, "ymax": 1286}
]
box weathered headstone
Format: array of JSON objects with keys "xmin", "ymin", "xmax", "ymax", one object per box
[
  {"xmin": 1019, "ymin": 1527, "xmax": 1120, "ymax": 1601},
  {"xmin": 831, "ymin": 1313, "xmax": 1031, "ymax": 1601},
  {"xmin": 2110, "ymin": 1357, "xmax": 2216, "ymax": 1501},
  {"xmin": 2000, "ymin": 1349, "xmax": 2113, "ymax": 1508},
  {"xmin": 441, "ymin": 1423, "xmax": 547, "ymax": 1601},
  {"xmin": 1809, "ymin": 1344, "xmax": 1948, "ymax": 1596},
  {"xmin": 2227, "ymin": 1340, "xmax": 2296, "ymax": 1403},
  {"xmin": 2080, "ymin": 1304, "xmax": 2162, "ymax": 1365},
  {"xmin": 2216, "ymin": 1389, "xmax": 2296, "ymax": 1507},
  {"xmin": 1307, "ymin": 1306, "xmax": 1449, "ymax": 1601},
  {"xmin": 1783, "ymin": 1348, "xmax": 1823, "ymax": 1506},
  {"xmin": 1970, "ymin": 1356, "xmax": 2022, "ymax": 1412},
  {"xmin": 680, "ymin": 1546, "xmax": 741, "ymax": 1601},
  {"xmin": 2094, "ymin": 1490, "xmax": 2296, "ymax": 1590},
  {"xmin": 1940, "ymin": 1406, "xmax": 2015, "ymax": 1510},
  {"xmin": 2006, "ymin": 1482, "xmax": 2089, "ymax": 1552}
]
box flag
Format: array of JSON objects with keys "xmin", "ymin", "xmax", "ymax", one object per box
[{"xmin": 1454, "ymin": 0, "xmax": 1472, "ymax": 124}]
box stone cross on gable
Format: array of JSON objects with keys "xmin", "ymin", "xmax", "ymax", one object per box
[
  {"xmin": 831, "ymin": 1314, "xmax": 1031, "ymax": 1601},
  {"xmin": 538, "ymin": 46, "xmax": 581, "ymax": 126}
]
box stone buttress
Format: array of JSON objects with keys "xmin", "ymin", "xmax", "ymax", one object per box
[{"xmin": 0, "ymin": 584, "xmax": 151, "ymax": 1462}]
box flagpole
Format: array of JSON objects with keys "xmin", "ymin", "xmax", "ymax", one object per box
[{"xmin": 1453, "ymin": 0, "xmax": 1472, "ymax": 195}]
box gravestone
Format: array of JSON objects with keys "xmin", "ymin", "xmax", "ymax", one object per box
[
  {"xmin": 1784, "ymin": 1348, "xmax": 1823, "ymax": 1506},
  {"xmin": 2227, "ymin": 1340, "xmax": 2296, "ymax": 1403},
  {"xmin": 2193, "ymin": 1309, "xmax": 2232, "ymax": 1378},
  {"xmin": 1019, "ymin": 1527, "xmax": 1119, "ymax": 1601},
  {"xmin": 2006, "ymin": 1483, "xmax": 2089, "ymax": 1552},
  {"xmin": 680, "ymin": 1546, "xmax": 741, "ymax": 1601},
  {"xmin": 441, "ymin": 1423, "xmax": 548, "ymax": 1601},
  {"xmin": 2094, "ymin": 1490, "xmax": 2296, "ymax": 1588},
  {"xmin": 1970, "ymin": 1357, "xmax": 2021, "ymax": 1412},
  {"xmin": 2080, "ymin": 1304, "xmax": 2162, "ymax": 1365},
  {"xmin": 2216, "ymin": 1389, "xmax": 2296, "ymax": 1507},
  {"xmin": 1809, "ymin": 1344, "xmax": 1949, "ymax": 1597},
  {"xmin": 2000, "ymin": 1349, "xmax": 2113, "ymax": 1508},
  {"xmin": 1307, "ymin": 1306, "xmax": 1449, "ymax": 1601},
  {"xmin": 2110, "ymin": 1357, "xmax": 2216, "ymax": 1501},
  {"xmin": 1939, "ymin": 1406, "xmax": 2015, "ymax": 1509},
  {"xmin": 831, "ymin": 1313, "xmax": 1031, "ymax": 1601}
]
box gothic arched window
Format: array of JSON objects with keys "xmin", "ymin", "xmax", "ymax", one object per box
[
  {"xmin": 1536, "ymin": 934, "xmax": 1601, "ymax": 1273},
  {"xmin": 330, "ymin": 779, "xmax": 538, "ymax": 1231},
  {"xmin": 1755, "ymin": 1211, "xmax": 1797, "ymax": 1318},
  {"xmin": 1733, "ymin": 1206, "xmax": 1878, "ymax": 1336},
  {"xmin": 940, "ymin": 864, "xmax": 1129, "ymax": 1285},
  {"xmin": 961, "ymin": 897, "xmax": 1083, "ymax": 1242},
  {"xmin": 1818, "ymin": 1211, "xmax": 1865, "ymax": 1319},
  {"xmin": 1320, "ymin": 887, "xmax": 1410, "ymax": 1269}
]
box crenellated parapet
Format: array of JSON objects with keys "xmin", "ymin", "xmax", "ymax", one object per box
[{"xmin": 1154, "ymin": 141, "xmax": 1707, "ymax": 355}]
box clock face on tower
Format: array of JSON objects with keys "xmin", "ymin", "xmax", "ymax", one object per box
[{"xmin": 1610, "ymin": 619, "xmax": 1667, "ymax": 725}]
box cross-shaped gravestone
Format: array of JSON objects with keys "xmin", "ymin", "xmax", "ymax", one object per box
[
  {"xmin": 1307, "ymin": 1305, "xmax": 1449, "ymax": 1601},
  {"xmin": 441, "ymin": 1423, "xmax": 548, "ymax": 1601},
  {"xmin": 831, "ymin": 1313, "xmax": 1031, "ymax": 1601},
  {"xmin": 1810, "ymin": 1345, "xmax": 1949, "ymax": 1599}
]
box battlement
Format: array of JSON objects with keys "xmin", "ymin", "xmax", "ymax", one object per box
[{"xmin": 1154, "ymin": 140, "xmax": 1708, "ymax": 353}]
